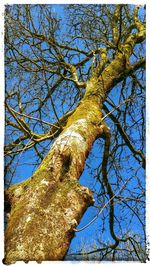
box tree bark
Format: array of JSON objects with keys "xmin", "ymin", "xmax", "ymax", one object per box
[
  {"xmin": 4, "ymin": 51, "xmax": 142, "ymax": 264},
  {"xmin": 4, "ymin": 90, "xmax": 106, "ymax": 263}
]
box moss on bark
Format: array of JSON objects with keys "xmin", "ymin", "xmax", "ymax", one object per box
[
  {"xmin": 4, "ymin": 42, "xmax": 137, "ymax": 264},
  {"xmin": 4, "ymin": 96, "xmax": 103, "ymax": 264}
]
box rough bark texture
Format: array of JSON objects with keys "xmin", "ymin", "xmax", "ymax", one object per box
[
  {"xmin": 4, "ymin": 93, "xmax": 105, "ymax": 264},
  {"xmin": 4, "ymin": 43, "xmax": 145, "ymax": 263}
]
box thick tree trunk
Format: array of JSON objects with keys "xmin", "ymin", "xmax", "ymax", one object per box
[
  {"xmin": 4, "ymin": 4, "xmax": 145, "ymax": 261},
  {"xmin": 4, "ymin": 52, "xmax": 128, "ymax": 264},
  {"xmin": 4, "ymin": 93, "xmax": 105, "ymax": 263}
]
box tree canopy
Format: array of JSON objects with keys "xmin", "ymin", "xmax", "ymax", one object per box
[{"xmin": 4, "ymin": 4, "xmax": 146, "ymax": 262}]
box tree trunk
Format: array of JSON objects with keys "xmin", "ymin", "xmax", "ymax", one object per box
[
  {"xmin": 4, "ymin": 92, "xmax": 106, "ymax": 263},
  {"xmin": 4, "ymin": 52, "xmax": 129, "ymax": 264}
]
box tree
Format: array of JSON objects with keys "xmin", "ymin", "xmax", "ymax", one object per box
[{"xmin": 4, "ymin": 4, "xmax": 146, "ymax": 264}]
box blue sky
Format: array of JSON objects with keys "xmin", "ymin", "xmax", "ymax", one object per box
[{"xmin": 4, "ymin": 3, "xmax": 146, "ymax": 260}]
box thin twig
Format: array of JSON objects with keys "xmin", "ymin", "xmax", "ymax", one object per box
[
  {"xmin": 43, "ymin": 69, "xmax": 62, "ymax": 128},
  {"xmin": 73, "ymin": 177, "xmax": 130, "ymax": 232},
  {"xmin": 100, "ymin": 97, "xmax": 132, "ymax": 123},
  {"xmin": 6, "ymin": 105, "xmax": 60, "ymax": 129},
  {"xmin": 7, "ymin": 137, "xmax": 33, "ymax": 187}
]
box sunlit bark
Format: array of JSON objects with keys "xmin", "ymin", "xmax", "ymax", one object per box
[{"xmin": 4, "ymin": 4, "xmax": 145, "ymax": 264}]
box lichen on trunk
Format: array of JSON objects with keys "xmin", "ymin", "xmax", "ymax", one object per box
[
  {"xmin": 4, "ymin": 39, "xmax": 139, "ymax": 264},
  {"xmin": 4, "ymin": 97, "xmax": 103, "ymax": 264}
]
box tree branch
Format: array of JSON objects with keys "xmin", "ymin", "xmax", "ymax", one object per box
[{"xmin": 103, "ymin": 104, "xmax": 145, "ymax": 169}]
